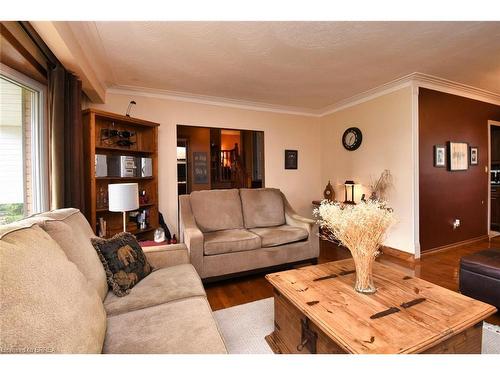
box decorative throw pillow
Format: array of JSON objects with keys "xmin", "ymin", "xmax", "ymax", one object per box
[{"xmin": 91, "ymin": 233, "xmax": 152, "ymax": 297}]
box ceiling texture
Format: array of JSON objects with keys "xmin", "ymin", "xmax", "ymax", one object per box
[{"xmin": 69, "ymin": 21, "xmax": 500, "ymax": 111}]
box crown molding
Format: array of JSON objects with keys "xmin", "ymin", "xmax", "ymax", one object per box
[
  {"xmin": 411, "ymin": 72, "xmax": 500, "ymax": 106},
  {"xmin": 106, "ymin": 72, "xmax": 500, "ymax": 118},
  {"xmin": 107, "ymin": 85, "xmax": 323, "ymax": 117},
  {"xmin": 319, "ymin": 74, "xmax": 415, "ymax": 116},
  {"xmin": 318, "ymin": 72, "xmax": 500, "ymax": 116}
]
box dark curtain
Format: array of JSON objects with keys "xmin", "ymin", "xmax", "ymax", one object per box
[{"xmin": 48, "ymin": 64, "xmax": 85, "ymax": 212}]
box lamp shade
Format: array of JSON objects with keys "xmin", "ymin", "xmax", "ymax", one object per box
[{"xmin": 108, "ymin": 183, "xmax": 139, "ymax": 212}]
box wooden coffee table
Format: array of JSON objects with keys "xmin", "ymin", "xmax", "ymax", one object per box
[{"xmin": 265, "ymin": 259, "xmax": 497, "ymax": 354}]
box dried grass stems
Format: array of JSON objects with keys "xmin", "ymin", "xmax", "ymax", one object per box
[
  {"xmin": 370, "ymin": 169, "xmax": 393, "ymax": 201},
  {"xmin": 314, "ymin": 200, "xmax": 397, "ymax": 259},
  {"xmin": 314, "ymin": 200, "xmax": 397, "ymax": 293}
]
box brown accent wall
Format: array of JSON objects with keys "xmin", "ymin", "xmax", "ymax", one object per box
[{"xmin": 419, "ymin": 88, "xmax": 500, "ymax": 252}]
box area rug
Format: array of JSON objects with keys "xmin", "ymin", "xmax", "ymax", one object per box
[
  {"xmin": 213, "ymin": 298, "xmax": 274, "ymax": 354},
  {"xmin": 213, "ymin": 297, "xmax": 500, "ymax": 354},
  {"xmin": 483, "ymin": 322, "xmax": 500, "ymax": 354}
]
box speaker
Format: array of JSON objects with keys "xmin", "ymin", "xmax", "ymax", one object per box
[
  {"xmin": 95, "ymin": 154, "xmax": 107, "ymax": 177},
  {"xmin": 140, "ymin": 157, "xmax": 153, "ymax": 177}
]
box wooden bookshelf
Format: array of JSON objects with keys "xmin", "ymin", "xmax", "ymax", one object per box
[{"xmin": 82, "ymin": 108, "xmax": 159, "ymax": 240}]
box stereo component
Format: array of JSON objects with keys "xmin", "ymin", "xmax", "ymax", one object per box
[{"xmin": 107, "ymin": 155, "xmax": 138, "ymax": 178}]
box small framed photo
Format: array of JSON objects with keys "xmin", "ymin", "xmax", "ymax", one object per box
[
  {"xmin": 434, "ymin": 145, "xmax": 446, "ymax": 167},
  {"xmin": 470, "ymin": 146, "xmax": 478, "ymax": 165},
  {"xmin": 447, "ymin": 141, "xmax": 469, "ymax": 171},
  {"xmin": 284, "ymin": 150, "xmax": 298, "ymax": 169}
]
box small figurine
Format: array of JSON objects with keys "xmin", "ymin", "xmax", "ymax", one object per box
[
  {"xmin": 171, "ymin": 234, "xmax": 178, "ymax": 244},
  {"xmin": 154, "ymin": 228, "xmax": 165, "ymax": 243},
  {"xmin": 139, "ymin": 190, "xmax": 148, "ymax": 204}
]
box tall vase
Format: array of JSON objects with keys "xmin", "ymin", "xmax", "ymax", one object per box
[{"xmin": 352, "ymin": 251, "xmax": 377, "ymax": 294}]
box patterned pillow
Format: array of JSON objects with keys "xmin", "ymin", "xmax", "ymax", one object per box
[{"xmin": 91, "ymin": 233, "xmax": 152, "ymax": 297}]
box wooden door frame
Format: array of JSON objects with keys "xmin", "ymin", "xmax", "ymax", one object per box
[{"xmin": 487, "ymin": 120, "xmax": 500, "ymax": 236}]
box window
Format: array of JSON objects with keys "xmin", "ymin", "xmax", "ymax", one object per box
[{"xmin": 0, "ymin": 64, "xmax": 48, "ymax": 224}]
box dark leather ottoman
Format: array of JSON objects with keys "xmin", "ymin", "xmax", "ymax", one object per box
[{"xmin": 459, "ymin": 248, "xmax": 500, "ymax": 309}]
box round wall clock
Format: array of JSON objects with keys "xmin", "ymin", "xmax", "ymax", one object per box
[{"xmin": 342, "ymin": 127, "xmax": 363, "ymax": 151}]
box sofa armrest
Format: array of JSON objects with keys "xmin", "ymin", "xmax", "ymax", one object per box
[
  {"xmin": 179, "ymin": 195, "xmax": 204, "ymax": 274},
  {"xmin": 143, "ymin": 244, "xmax": 189, "ymax": 269},
  {"xmin": 282, "ymin": 194, "xmax": 316, "ymax": 233},
  {"xmin": 286, "ymin": 212, "xmax": 315, "ymax": 231},
  {"xmin": 282, "ymin": 194, "xmax": 319, "ymax": 258}
]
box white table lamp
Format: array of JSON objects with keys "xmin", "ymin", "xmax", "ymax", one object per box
[{"xmin": 108, "ymin": 183, "xmax": 139, "ymax": 232}]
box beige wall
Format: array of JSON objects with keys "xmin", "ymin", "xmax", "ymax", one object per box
[
  {"xmin": 86, "ymin": 93, "xmax": 322, "ymax": 235},
  {"xmin": 319, "ymin": 87, "xmax": 415, "ymax": 253},
  {"xmin": 86, "ymin": 87, "xmax": 416, "ymax": 253}
]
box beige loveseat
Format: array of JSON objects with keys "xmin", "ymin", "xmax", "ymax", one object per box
[
  {"xmin": 179, "ymin": 188, "xmax": 319, "ymax": 280},
  {"xmin": 0, "ymin": 208, "xmax": 227, "ymax": 354}
]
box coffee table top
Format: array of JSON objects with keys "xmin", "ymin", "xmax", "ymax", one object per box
[{"xmin": 266, "ymin": 259, "xmax": 497, "ymax": 354}]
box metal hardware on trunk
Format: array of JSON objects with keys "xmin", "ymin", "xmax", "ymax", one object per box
[
  {"xmin": 370, "ymin": 307, "xmax": 401, "ymax": 319},
  {"xmin": 400, "ymin": 297, "xmax": 426, "ymax": 309},
  {"xmin": 370, "ymin": 298, "xmax": 427, "ymax": 319},
  {"xmin": 297, "ymin": 317, "xmax": 317, "ymax": 353}
]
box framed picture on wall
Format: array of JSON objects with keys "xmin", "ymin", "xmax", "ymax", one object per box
[
  {"xmin": 447, "ymin": 141, "xmax": 469, "ymax": 171},
  {"xmin": 433, "ymin": 145, "xmax": 446, "ymax": 167},
  {"xmin": 470, "ymin": 146, "xmax": 479, "ymax": 165},
  {"xmin": 284, "ymin": 150, "xmax": 298, "ymax": 169},
  {"xmin": 193, "ymin": 152, "xmax": 209, "ymax": 184}
]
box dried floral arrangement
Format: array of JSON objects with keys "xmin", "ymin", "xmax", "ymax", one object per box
[
  {"xmin": 314, "ymin": 200, "xmax": 396, "ymax": 293},
  {"xmin": 369, "ymin": 169, "xmax": 393, "ymax": 201}
]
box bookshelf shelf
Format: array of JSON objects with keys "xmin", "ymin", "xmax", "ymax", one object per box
[
  {"xmin": 95, "ymin": 146, "xmax": 154, "ymax": 154},
  {"xmin": 83, "ymin": 108, "xmax": 160, "ymax": 240}
]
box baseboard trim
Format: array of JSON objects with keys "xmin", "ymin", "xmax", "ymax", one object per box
[
  {"xmin": 380, "ymin": 246, "xmax": 416, "ymax": 263},
  {"xmin": 421, "ymin": 235, "xmax": 489, "ymax": 256}
]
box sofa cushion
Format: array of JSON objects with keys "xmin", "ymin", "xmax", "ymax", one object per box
[
  {"xmin": 91, "ymin": 233, "xmax": 152, "ymax": 297},
  {"xmin": 204, "ymin": 229, "xmax": 261, "ymax": 256},
  {"xmin": 240, "ymin": 188, "xmax": 285, "ymax": 228},
  {"xmin": 190, "ymin": 189, "xmax": 244, "ymax": 232},
  {"xmin": 35, "ymin": 208, "xmax": 108, "ymax": 301},
  {"xmin": 35, "ymin": 208, "xmax": 95, "ymax": 237},
  {"xmin": 0, "ymin": 224, "xmax": 106, "ymax": 353},
  {"xmin": 103, "ymin": 296, "xmax": 227, "ymax": 354},
  {"xmin": 250, "ymin": 225, "xmax": 309, "ymax": 247},
  {"xmin": 39, "ymin": 220, "xmax": 108, "ymax": 301},
  {"xmin": 104, "ymin": 264, "xmax": 206, "ymax": 316}
]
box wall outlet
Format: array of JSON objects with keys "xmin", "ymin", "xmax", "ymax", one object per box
[{"xmin": 453, "ymin": 219, "xmax": 461, "ymax": 229}]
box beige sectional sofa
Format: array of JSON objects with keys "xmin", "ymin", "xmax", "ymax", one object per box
[
  {"xmin": 0, "ymin": 208, "xmax": 227, "ymax": 354},
  {"xmin": 179, "ymin": 188, "xmax": 319, "ymax": 280}
]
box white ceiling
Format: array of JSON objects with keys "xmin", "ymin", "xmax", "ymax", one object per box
[{"xmin": 70, "ymin": 21, "xmax": 500, "ymax": 111}]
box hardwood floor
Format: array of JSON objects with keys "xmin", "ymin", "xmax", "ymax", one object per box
[{"xmin": 204, "ymin": 238, "xmax": 500, "ymax": 325}]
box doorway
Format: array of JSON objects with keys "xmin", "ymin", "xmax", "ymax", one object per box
[
  {"xmin": 176, "ymin": 125, "xmax": 264, "ymax": 194},
  {"xmin": 487, "ymin": 120, "xmax": 500, "ymax": 237}
]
